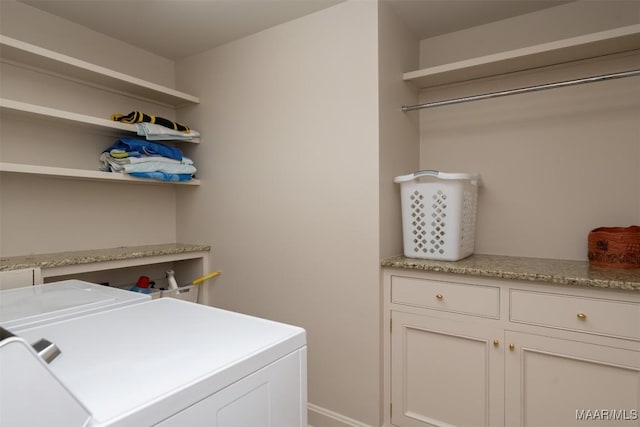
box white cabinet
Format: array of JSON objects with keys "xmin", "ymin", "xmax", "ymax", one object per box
[
  {"xmin": 391, "ymin": 311, "xmax": 503, "ymax": 427},
  {"xmin": 505, "ymin": 331, "xmax": 640, "ymax": 427},
  {"xmin": 505, "ymin": 288, "xmax": 640, "ymax": 427},
  {"xmin": 387, "ymin": 274, "xmax": 503, "ymax": 427},
  {"xmin": 383, "ymin": 268, "xmax": 640, "ymax": 427},
  {"xmin": 509, "ymin": 288, "xmax": 640, "ymax": 340}
]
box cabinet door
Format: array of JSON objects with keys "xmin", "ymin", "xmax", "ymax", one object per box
[
  {"xmin": 157, "ymin": 349, "xmax": 306, "ymax": 427},
  {"xmin": 505, "ymin": 331, "xmax": 640, "ymax": 427},
  {"xmin": 391, "ymin": 311, "xmax": 504, "ymax": 427}
]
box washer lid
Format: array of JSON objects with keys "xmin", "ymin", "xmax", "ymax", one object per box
[
  {"xmin": 0, "ymin": 336, "xmax": 91, "ymax": 427},
  {"xmin": 0, "ymin": 280, "xmax": 150, "ymax": 331},
  {"xmin": 17, "ymin": 298, "xmax": 306, "ymax": 426}
]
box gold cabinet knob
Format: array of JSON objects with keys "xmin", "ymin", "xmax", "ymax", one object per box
[
  {"xmin": 509, "ymin": 343, "xmax": 515, "ymax": 351},
  {"xmin": 493, "ymin": 339, "xmax": 499, "ymax": 347},
  {"xmin": 436, "ymin": 294, "xmax": 444, "ymax": 300},
  {"xmin": 577, "ymin": 312, "xmax": 587, "ymax": 320}
]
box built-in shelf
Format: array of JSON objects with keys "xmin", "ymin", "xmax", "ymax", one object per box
[
  {"xmin": 404, "ymin": 24, "xmax": 640, "ymax": 89},
  {"xmin": 0, "ymin": 38, "xmax": 201, "ymax": 186},
  {"xmin": 1, "ymin": 98, "xmax": 134, "ymax": 132},
  {"xmin": 0, "ymin": 98, "xmax": 200, "ymax": 143},
  {"xmin": 0, "ymin": 35, "xmax": 199, "ymax": 107},
  {"xmin": 0, "ymin": 243, "xmax": 212, "ymax": 302},
  {"xmin": 0, "ymin": 243, "xmax": 211, "ymax": 275},
  {"xmin": 0, "ymin": 162, "xmax": 201, "ymax": 186}
]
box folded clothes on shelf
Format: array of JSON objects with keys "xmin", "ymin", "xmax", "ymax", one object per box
[
  {"xmin": 104, "ymin": 137, "xmax": 183, "ymax": 160},
  {"xmin": 102, "ymin": 152, "xmax": 194, "ymax": 166},
  {"xmin": 128, "ymin": 171, "xmax": 194, "ymax": 182},
  {"xmin": 111, "ymin": 111, "xmax": 190, "ymax": 132},
  {"xmin": 100, "ymin": 153, "xmax": 196, "ymax": 175},
  {"xmin": 100, "ymin": 137, "xmax": 196, "ymax": 182},
  {"xmin": 135, "ymin": 123, "xmax": 200, "ymax": 141}
]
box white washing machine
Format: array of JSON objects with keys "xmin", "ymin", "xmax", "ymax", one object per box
[
  {"xmin": 0, "ymin": 297, "xmax": 307, "ymax": 427},
  {"xmin": 0, "ymin": 279, "xmax": 151, "ymax": 332}
]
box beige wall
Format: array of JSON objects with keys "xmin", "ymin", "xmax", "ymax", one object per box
[
  {"xmin": 0, "ymin": 1, "xmax": 180, "ymax": 256},
  {"xmin": 417, "ymin": 1, "xmax": 640, "ymax": 260},
  {"xmin": 175, "ymin": 1, "xmax": 381, "ymax": 425},
  {"xmin": 378, "ymin": 1, "xmax": 420, "ymax": 260}
]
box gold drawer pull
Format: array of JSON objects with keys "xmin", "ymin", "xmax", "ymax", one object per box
[
  {"xmin": 509, "ymin": 343, "xmax": 515, "ymax": 351},
  {"xmin": 493, "ymin": 339, "xmax": 499, "ymax": 347},
  {"xmin": 436, "ymin": 294, "xmax": 444, "ymax": 300},
  {"xmin": 577, "ymin": 312, "xmax": 587, "ymax": 320}
]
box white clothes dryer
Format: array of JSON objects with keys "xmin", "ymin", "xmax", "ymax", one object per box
[
  {"xmin": 0, "ymin": 298, "xmax": 307, "ymax": 427},
  {"xmin": 0, "ymin": 279, "xmax": 150, "ymax": 332}
]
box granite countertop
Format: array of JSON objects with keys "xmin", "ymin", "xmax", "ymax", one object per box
[
  {"xmin": 0, "ymin": 243, "xmax": 211, "ymax": 271},
  {"xmin": 382, "ymin": 254, "xmax": 640, "ymax": 292}
]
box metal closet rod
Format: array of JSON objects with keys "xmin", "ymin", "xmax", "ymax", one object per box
[{"xmin": 401, "ymin": 69, "xmax": 640, "ymax": 112}]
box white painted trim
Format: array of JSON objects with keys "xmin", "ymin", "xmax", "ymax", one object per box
[{"xmin": 308, "ymin": 403, "xmax": 374, "ymax": 427}]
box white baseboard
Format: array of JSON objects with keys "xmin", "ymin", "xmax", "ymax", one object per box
[{"xmin": 307, "ymin": 403, "xmax": 374, "ymax": 427}]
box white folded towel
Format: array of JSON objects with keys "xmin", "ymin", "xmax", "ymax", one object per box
[
  {"xmin": 99, "ymin": 152, "xmax": 195, "ymax": 173},
  {"xmin": 123, "ymin": 162, "xmax": 196, "ymax": 175},
  {"xmin": 136, "ymin": 123, "xmax": 200, "ymax": 141}
]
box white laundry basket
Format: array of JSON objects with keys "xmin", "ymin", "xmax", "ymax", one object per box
[{"xmin": 395, "ymin": 170, "xmax": 481, "ymax": 261}]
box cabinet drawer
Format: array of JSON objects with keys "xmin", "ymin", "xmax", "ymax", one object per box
[
  {"xmin": 391, "ymin": 275, "xmax": 500, "ymax": 318},
  {"xmin": 510, "ymin": 290, "xmax": 640, "ymax": 340}
]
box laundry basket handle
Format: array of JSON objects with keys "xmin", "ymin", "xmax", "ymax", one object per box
[{"xmin": 394, "ymin": 170, "xmax": 481, "ymax": 185}]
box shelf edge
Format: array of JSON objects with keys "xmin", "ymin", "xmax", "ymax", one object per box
[
  {"xmin": 0, "ymin": 162, "xmax": 200, "ymax": 186},
  {"xmin": 0, "ymin": 35, "xmax": 200, "ymax": 106},
  {"xmin": 0, "ymin": 98, "xmax": 201, "ymax": 143},
  {"xmin": 404, "ymin": 24, "xmax": 640, "ymax": 88}
]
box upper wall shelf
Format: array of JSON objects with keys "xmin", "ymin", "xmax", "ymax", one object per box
[
  {"xmin": 0, "ymin": 98, "xmax": 200, "ymax": 143},
  {"xmin": 0, "ymin": 35, "xmax": 200, "ymax": 107},
  {"xmin": 404, "ymin": 24, "xmax": 640, "ymax": 89}
]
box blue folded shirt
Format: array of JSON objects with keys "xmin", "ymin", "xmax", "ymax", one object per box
[
  {"xmin": 129, "ymin": 172, "xmax": 193, "ymax": 182},
  {"xmin": 103, "ymin": 137, "xmax": 183, "ymax": 161}
]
